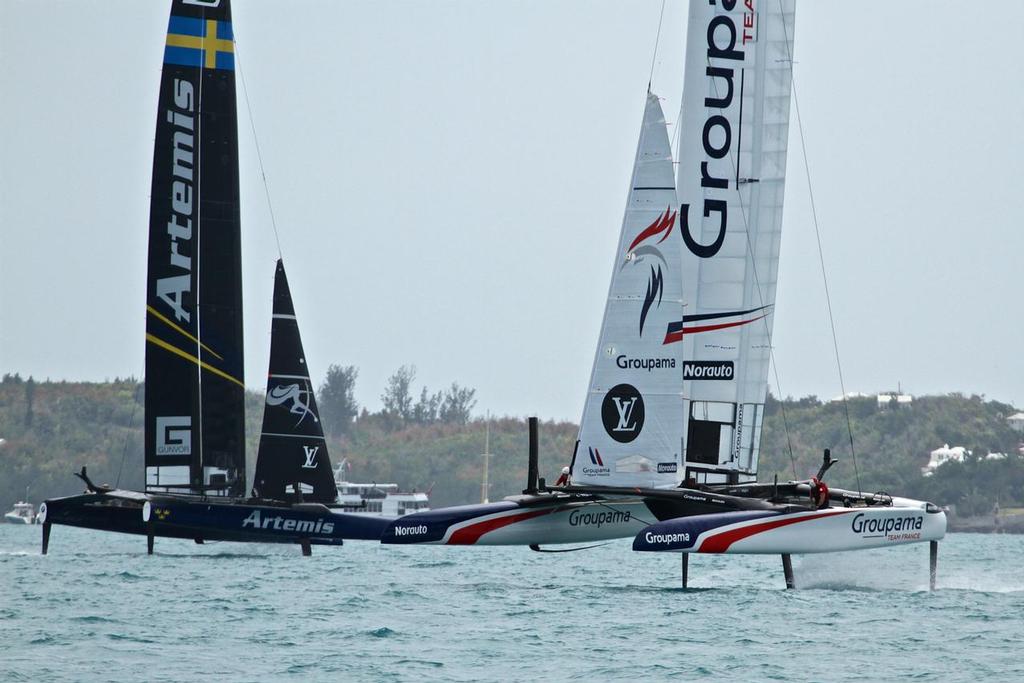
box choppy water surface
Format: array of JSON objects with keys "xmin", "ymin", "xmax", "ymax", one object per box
[{"xmin": 2, "ymin": 526, "xmax": 1023, "ymax": 681}]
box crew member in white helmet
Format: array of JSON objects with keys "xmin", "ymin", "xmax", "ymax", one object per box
[{"xmin": 554, "ymin": 466, "xmax": 571, "ymax": 487}]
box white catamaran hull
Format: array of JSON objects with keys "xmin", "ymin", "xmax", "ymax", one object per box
[
  {"xmin": 634, "ymin": 505, "xmax": 947, "ymax": 555},
  {"xmin": 382, "ymin": 498, "xmax": 653, "ymax": 546}
]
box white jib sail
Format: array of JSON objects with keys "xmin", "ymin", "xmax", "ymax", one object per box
[
  {"xmin": 674, "ymin": 0, "xmax": 796, "ymax": 484},
  {"xmin": 572, "ymin": 92, "xmax": 684, "ymax": 488}
]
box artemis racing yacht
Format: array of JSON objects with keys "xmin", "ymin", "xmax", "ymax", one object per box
[{"xmin": 40, "ymin": 1, "xmax": 387, "ymax": 556}]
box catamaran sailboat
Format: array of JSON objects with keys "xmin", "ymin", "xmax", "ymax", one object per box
[
  {"xmin": 381, "ymin": 0, "xmax": 945, "ymax": 586},
  {"xmin": 40, "ymin": 0, "xmax": 388, "ymax": 555},
  {"xmin": 131, "ymin": 259, "xmax": 388, "ymax": 551}
]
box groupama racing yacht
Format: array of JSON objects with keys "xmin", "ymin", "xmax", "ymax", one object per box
[
  {"xmin": 382, "ymin": 0, "xmax": 946, "ymax": 587},
  {"xmin": 40, "ymin": 0, "xmax": 387, "ymax": 555}
]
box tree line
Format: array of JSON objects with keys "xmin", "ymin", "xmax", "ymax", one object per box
[
  {"xmin": 759, "ymin": 392, "xmax": 1023, "ymax": 517},
  {"xmin": 2, "ymin": 373, "xmax": 1023, "ymax": 516},
  {"xmin": 317, "ymin": 364, "xmax": 477, "ymax": 436}
]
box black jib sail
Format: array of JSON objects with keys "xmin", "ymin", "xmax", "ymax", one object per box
[
  {"xmin": 145, "ymin": 0, "xmax": 245, "ymax": 497},
  {"xmin": 251, "ymin": 260, "xmax": 337, "ymax": 504}
]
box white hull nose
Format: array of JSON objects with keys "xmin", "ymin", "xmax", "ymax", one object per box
[
  {"xmin": 725, "ymin": 508, "xmax": 946, "ymax": 555},
  {"xmin": 635, "ymin": 505, "xmax": 947, "ymax": 554}
]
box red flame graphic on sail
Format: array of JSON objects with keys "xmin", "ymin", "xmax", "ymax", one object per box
[
  {"xmin": 626, "ymin": 206, "xmax": 677, "ymax": 337},
  {"xmin": 627, "ymin": 206, "xmax": 676, "ymax": 253}
]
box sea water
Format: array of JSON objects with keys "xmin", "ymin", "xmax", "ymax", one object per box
[{"xmin": 2, "ymin": 525, "xmax": 1022, "ymax": 682}]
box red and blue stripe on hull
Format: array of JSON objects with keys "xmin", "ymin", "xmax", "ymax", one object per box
[
  {"xmin": 381, "ymin": 501, "xmax": 565, "ymax": 545},
  {"xmin": 634, "ymin": 506, "xmax": 945, "ymax": 554}
]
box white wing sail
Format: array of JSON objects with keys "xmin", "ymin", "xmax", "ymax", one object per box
[
  {"xmin": 572, "ymin": 92, "xmax": 683, "ymax": 488},
  {"xmin": 674, "ymin": 0, "xmax": 796, "ymax": 484}
]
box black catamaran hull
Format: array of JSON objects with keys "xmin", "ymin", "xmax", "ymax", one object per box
[
  {"xmin": 40, "ymin": 492, "xmax": 391, "ymax": 552},
  {"xmin": 42, "ymin": 494, "xmax": 152, "ymax": 538},
  {"xmin": 145, "ymin": 499, "xmax": 390, "ymax": 544},
  {"xmin": 40, "ymin": 492, "xmax": 208, "ymax": 554}
]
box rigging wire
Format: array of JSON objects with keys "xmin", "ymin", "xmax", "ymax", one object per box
[
  {"xmin": 645, "ymin": 0, "xmax": 683, "ymax": 165},
  {"xmin": 647, "ymin": 0, "xmax": 668, "ymax": 89},
  {"xmin": 790, "ymin": 81, "xmax": 862, "ymax": 494},
  {"xmin": 593, "ymin": 498, "xmax": 659, "ymax": 528},
  {"xmin": 770, "ymin": 360, "xmax": 799, "ymax": 480},
  {"xmin": 777, "ymin": 0, "xmax": 863, "ymax": 494},
  {"xmin": 234, "ymin": 43, "xmax": 284, "ymax": 261}
]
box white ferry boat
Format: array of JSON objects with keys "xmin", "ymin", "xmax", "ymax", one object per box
[
  {"xmin": 334, "ymin": 461, "xmax": 430, "ymax": 517},
  {"xmin": 4, "ymin": 501, "xmax": 38, "ymax": 525}
]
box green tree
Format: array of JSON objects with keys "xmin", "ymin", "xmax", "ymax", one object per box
[
  {"xmin": 318, "ymin": 364, "xmax": 358, "ymax": 436},
  {"xmin": 412, "ymin": 386, "xmax": 442, "ymax": 424},
  {"xmin": 381, "ymin": 365, "xmax": 416, "ymax": 425},
  {"xmin": 440, "ymin": 383, "xmax": 476, "ymax": 425},
  {"xmin": 23, "ymin": 377, "xmax": 35, "ymax": 427}
]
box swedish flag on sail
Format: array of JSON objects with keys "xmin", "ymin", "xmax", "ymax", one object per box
[{"xmin": 164, "ymin": 16, "xmax": 234, "ymax": 71}]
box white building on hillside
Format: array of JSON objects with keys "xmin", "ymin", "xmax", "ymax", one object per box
[
  {"xmin": 922, "ymin": 443, "xmax": 971, "ymax": 476},
  {"xmin": 878, "ymin": 392, "xmax": 913, "ymax": 408},
  {"xmin": 1007, "ymin": 412, "xmax": 1024, "ymax": 435},
  {"xmin": 829, "ymin": 392, "xmax": 870, "ymax": 403}
]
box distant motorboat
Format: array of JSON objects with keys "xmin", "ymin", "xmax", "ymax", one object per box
[
  {"xmin": 4, "ymin": 502, "xmax": 38, "ymax": 525},
  {"xmin": 334, "ymin": 461, "xmax": 430, "ymax": 517}
]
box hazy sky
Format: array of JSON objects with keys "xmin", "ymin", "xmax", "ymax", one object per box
[{"xmin": 2, "ymin": 1, "xmax": 1022, "ymax": 421}]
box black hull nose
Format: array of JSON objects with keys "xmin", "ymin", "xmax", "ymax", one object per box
[
  {"xmin": 40, "ymin": 492, "xmax": 392, "ymax": 554},
  {"xmin": 42, "ymin": 493, "xmax": 151, "ymax": 537}
]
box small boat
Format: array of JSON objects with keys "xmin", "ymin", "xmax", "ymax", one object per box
[
  {"xmin": 333, "ymin": 461, "xmax": 430, "ymax": 517},
  {"xmin": 4, "ymin": 502, "xmax": 38, "ymax": 525}
]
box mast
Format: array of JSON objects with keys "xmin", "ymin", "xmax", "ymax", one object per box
[
  {"xmin": 145, "ymin": 0, "xmax": 245, "ymax": 497},
  {"xmin": 673, "ymin": 0, "xmax": 796, "ymax": 484}
]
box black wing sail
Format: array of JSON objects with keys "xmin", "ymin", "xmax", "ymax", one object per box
[
  {"xmin": 145, "ymin": 0, "xmax": 245, "ymax": 496},
  {"xmin": 252, "ymin": 260, "xmax": 337, "ymax": 503}
]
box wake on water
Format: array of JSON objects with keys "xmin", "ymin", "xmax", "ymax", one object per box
[
  {"xmin": 797, "ymin": 535, "xmax": 1024, "ymax": 593},
  {"xmin": 4, "ymin": 527, "xmax": 1024, "ymax": 682}
]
